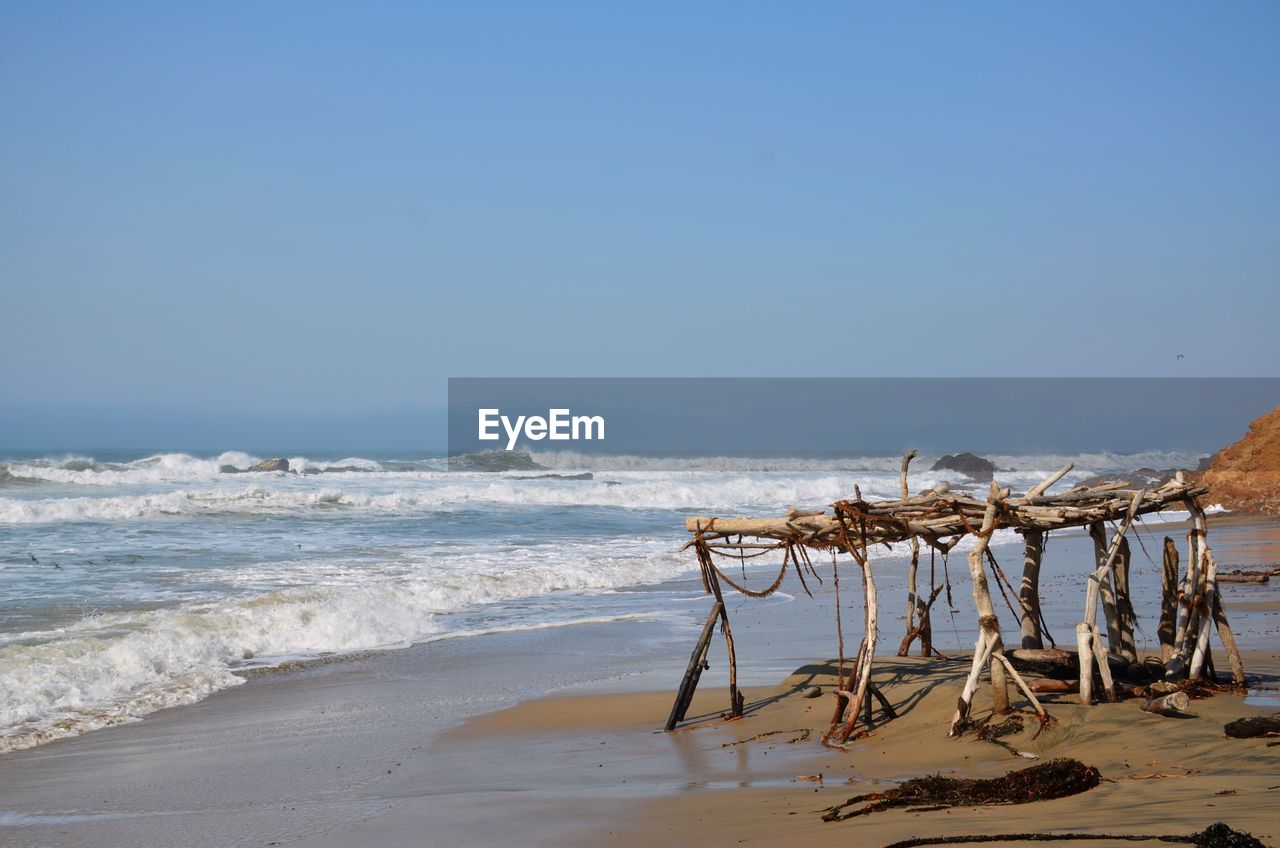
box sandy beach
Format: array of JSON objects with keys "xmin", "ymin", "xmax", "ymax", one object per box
[{"xmin": 2, "ymin": 514, "xmax": 1277, "ymax": 847}]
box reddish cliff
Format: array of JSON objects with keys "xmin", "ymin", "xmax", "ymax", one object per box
[{"xmin": 1200, "ymin": 406, "xmax": 1280, "ymax": 515}]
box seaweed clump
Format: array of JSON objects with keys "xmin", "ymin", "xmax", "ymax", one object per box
[
  {"xmin": 822, "ymin": 758, "xmax": 1100, "ymax": 822},
  {"xmin": 880, "ymin": 822, "xmax": 1268, "ymax": 848}
]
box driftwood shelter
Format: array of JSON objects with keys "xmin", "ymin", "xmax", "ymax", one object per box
[{"xmin": 671, "ymin": 457, "xmax": 1245, "ymax": 745}]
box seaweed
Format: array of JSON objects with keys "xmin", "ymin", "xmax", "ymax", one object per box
[
  {"xmin": 880, "ymin": 822, "xmax": 1268, "ymax": 848},
  {"xmin": 822, "ymin": 758, "xmax": 1100, "ymax": 822}
]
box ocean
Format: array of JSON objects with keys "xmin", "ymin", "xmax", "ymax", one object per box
[{"xmin": 0, "ymin": 448, "xmax": 1213, "ymax": 753}]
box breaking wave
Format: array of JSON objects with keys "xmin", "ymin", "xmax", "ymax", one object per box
[{"xmin": 0, "ymin": 540, "xmax": 693, "ymax": 753}]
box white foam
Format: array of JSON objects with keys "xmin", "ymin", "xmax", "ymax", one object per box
[{"xmin": 0, "ymin": 542, "xmax": 694, "ymax": 753}]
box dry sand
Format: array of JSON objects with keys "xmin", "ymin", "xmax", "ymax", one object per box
[{"xmin": 283, "ymin": 647, "xmax": 1280, "ymax": 847}]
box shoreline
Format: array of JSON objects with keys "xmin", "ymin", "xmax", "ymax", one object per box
[{"xmin": 1, "ymin": 515, "xmax": 1278, "ymax": 846}]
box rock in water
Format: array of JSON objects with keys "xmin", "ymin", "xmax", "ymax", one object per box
[
  {"xmin": 930, "ymin": 452, "xmax": 995, "ymax": 482},
  {"xmin": 248, "ymin": 458, "xmax": 290, "ymax": 472}
]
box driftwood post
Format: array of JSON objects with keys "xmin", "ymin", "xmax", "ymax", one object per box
[
  {"xmin": 1077, "ymin": 490, "xmax": 1143, "ymax": 706},
  {"xmin": 1211, "ymin": 588, "xmax": 1246, "ymax": 685},
  {"xmin": 1167, "ymin": 497, "xmax": 1207, "ymax": 681},
  {"xmin": 1018, "ymin": 530, "xmax": 1045, "ymax": 649},
  {"xmin": 665, "ymin": 601, "xmax": 724, "ymax": 730},
  {"xmin": 1013, "ymin": 462, "xmax": 1072, "ymax": 652},
  {"xmin": 833, "ymin": 531, "xmax": 879, "ymax": 743},
  {"xmin": 899, "ymin": 450, "xmax": 921, "ymax": 655},
  {"xmin": 1189, "ymin": 546, "xmax": 1221, "ymax": 680},
  {"xmin": 1089, "ymin": 522, "xmax": 1126, "ymax": 663},
  {"xmin": 948, "ymin": 483, "xmax": 1046, "ymax": 736},
  {"xmin": 1112, "ymin": 536, "xmax": 1137, "ymax": 664},
  {"xmin": 1159, "ymin": 537, "xmax": 1179, "ymax": 662}
]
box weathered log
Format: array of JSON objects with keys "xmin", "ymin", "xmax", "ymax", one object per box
[
  {"xmin": 1010, "ymin": 648, "xmax": 1074, "ymax": 665},
  {"xmin": 1140, "ymin": 691, "xmax": 1190, "ymax": 717},
  {"xmin": 1223, "ymin": 715, "xmax": 1280, "ymax": 738},
  {"xmin": 1028, "ymin": 678, "xmax": 1078, "ymax": 694},
  {"xmin": 1025, "ymin": 461, "xmax": 1075, "ymax": 499},
  {"xmin": 1217, "ymin": 572, "xmax": 1270, "ymax": 584},
  {"xmin": 684, "ymin": 482, "xmax": 1208, "ymax": 544}
]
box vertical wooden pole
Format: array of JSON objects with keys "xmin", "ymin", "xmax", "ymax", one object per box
[
  {"xmin": 1159, "ymin": 537, "xmax": 1179, "ymax": 663},
  {"xmin": 1078, "ymin": 491, "xmax": 1143, "ymax": 705},
  {"xmin": 1189, "ymin": 546, "xmax": 1220, "ymax": 680},
  {"xmin": 1018, "ymin": 530, "xmax": 1045, "ymax": 649},
  {"xmin": 666, "ymin": 601, "xmax": 724, "ymax": 730},
  {"xmin": 1112, "ymin": 536, "xmax": 1137, "ymax": 664},
  {"xmin": 1167, "ymin": 501, "xmax": 1207, "ymax": 680},
  {"xmin": 898, "ymin": 451, "xmax": 922, "ymax": 657},
  {"xmin": 949, "ymin": 484, "xmax": 1045, "ymax": 735},
  {"xmin": 1090, "ymin": 522, "xmax": 1125, "ymax": 661},
  {"xmin": 835, "ymin": 551, "xmax": 879, "ymax": 742},
  {"xmin": 1211, "ymin": 590, "xmax": 1247, "ymax": 685},
  {"xmin": 705, "ymin": 571, "xmax": 744, "ymax": 717}
]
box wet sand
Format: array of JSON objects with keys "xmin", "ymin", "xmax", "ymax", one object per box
[{"xmin": 2, "ymin": 516, "xmax": 1279, "ymax": 847}]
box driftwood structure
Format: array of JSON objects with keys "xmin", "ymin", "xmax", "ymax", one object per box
[{"xmin": 674, "ymin": 461, "xmax": 1245, "ymax": 745}]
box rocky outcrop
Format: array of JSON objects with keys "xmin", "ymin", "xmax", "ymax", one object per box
[
  {"xmin": 1074, "ymin": 467, "xmax": 1192, "ymax": 490},
  {"xmin": 1198, "ymin": 406, "xmax": 1280, "ymax": 515},
  {"xmin": 930, "ymin": 452, "xmax": 995, "ymax": 482},
  {"xmin": 521, "ymin": 472, "xmax": 594, "ymax": 481},
  {"xmin": 248, "ymin": 458, "xmax": 290, "ymax": 473}
]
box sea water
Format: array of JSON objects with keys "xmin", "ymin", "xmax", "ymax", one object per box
[{"xmin": 0, "ymin": 448, "xmax": 1209, "ymax": 752}]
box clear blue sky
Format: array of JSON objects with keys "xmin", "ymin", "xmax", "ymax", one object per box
[{"xmin": 2, "ymin": 3, "xmax": 1278, "ymax": 447}]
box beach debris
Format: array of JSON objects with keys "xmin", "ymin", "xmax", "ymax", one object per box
[
  {"xmin": 800, "ymin": 685, "xmax": 823, "ymax": 698},
  {"xmin": 1223, "ymin": 715, "xmax": 1280, "ymax": 739},
  {"xmin": 665, "ymin": 601, "xmax": 723, "ymax": 731},
  {"xmin": 1125, "ymin": 768, "xmax": 1202, "ymax": 780},
  {"xmin": 1141, "ymin": 691, "xmax": 1192, "ymax": 717},
  {"xmin": 972, "ymin": 713, "xmax": 1040, "ymax": 759},
  {"xmin": 721, "ymin": 729, "xmax": 810, "ymax": 747},
  {"xmin": 898, "ymin": 452, "xmax": 940, "ymax": 661},
  {"xmin": 878, "ymin": 822, "xmax": 1269, "ymax": 848},
  {"xmin": 679, "ymin": 465, "xmax": 1241, "ymax": 741},
  {"xmin": 820, "ymin": 758, "xmax": 1101, "ymax": 822},
  {"xmin": 795, "ymin": 773, "xmax": 823, "ymax": 782},
  {"xmin": 1216, "ymin": 570, "xmax": 1270, "ymax": 584},
  {"xmin": 1027, "ymin": 678, "xmax": 1078, "ymax": 695}
]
